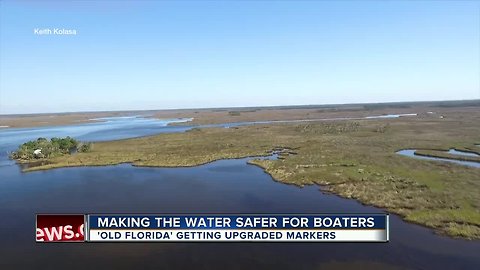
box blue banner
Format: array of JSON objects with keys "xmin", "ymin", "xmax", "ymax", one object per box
[{"xmin": 88, "ymin": 214, "xmax": 387, "ymax": 230}]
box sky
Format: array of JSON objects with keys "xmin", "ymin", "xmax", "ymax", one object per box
[{"xmin": 0, "ymin": 0, "xmax": 479, "ymax": 114}]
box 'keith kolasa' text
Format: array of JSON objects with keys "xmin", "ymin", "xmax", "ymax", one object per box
[{"xmin": 34, "ymin": 28, "xmax": 77, "ymax": 35}]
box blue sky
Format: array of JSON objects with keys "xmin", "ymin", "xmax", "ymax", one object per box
[{"xmin": 0, "ymin": 1, "xmax": 479, "ymax": 114}]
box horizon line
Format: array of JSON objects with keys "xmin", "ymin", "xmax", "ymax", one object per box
[{"xmin": 1, "ymin": 98, "xmax": 479, "ymax": 117}]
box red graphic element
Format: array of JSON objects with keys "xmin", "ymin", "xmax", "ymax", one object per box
[{"xmin": 36, "ymin": 214, "xmax": 85, "ymax": 242}]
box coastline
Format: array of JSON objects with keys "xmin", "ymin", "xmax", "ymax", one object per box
[
  {"xmin": 10, "ymin": 115, "xmax": 480, "ymax": 240},
  {"xmin": 13, "ymin": 147, "xmax": 480, "ymax": 241}
]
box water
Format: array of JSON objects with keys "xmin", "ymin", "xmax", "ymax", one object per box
[
  {"xmin": 0, "ymin": 112, "xmax": 418, "ymax": 154},
  {"xmin": 397, "ymin": 149, "xmax": 480, "ymax": 168},
  {"xmin": 364, "ymin": 113, "xmax": 417, "ymax": 119},
  {"xmin": 214, "ymin": 113, "xmax": 418, "ymax": 128},
  {"xmin": 0, "ymin": 117, "xmax": 193, "ymax": 167},
  {"xmin": 1, "ymin": 115, "xmax": 479, "ymax": 269},
  {"xmin": 0, "ymin": 116, "xmax": 192, "ymax": 149},
  {"xmin": 447, "ymin": 148, "xmax": 480, "ymax": 157}
]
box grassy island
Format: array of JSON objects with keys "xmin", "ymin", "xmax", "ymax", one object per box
[
  {"xmin": 10, "ymin": 110, "xmax": 480, "ymax": 240},
  {"xmin": 10, "ymin": 137, "xmax": 91, "ymax": 161}
]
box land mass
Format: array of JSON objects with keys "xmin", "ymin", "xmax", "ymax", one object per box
[
  {"xmin": 1, "ymin": 99, "xmax": 479, "ymax": 128},
  {"xmin": 11, "ymin": 103, "xmax": 480, "ymax": 239}
]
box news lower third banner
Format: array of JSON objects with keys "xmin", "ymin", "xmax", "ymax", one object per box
[{"xmin": 36, "ymin": 214, "xmax": 389, "ymax": 242}]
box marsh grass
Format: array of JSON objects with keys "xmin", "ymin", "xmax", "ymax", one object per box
[{"xmin": 14, "ymin": 112, "xmax": 480, "ymax": 239}]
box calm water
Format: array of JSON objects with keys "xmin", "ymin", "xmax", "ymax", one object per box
[
  {"xmin": 364, "ymin": 113, "xmax": 417, "ymax": 119},
  {"xmin": 447, "ymin": 148, "xmax": 480, "ymax": 157},
  {"xmin": 397, "ymin": 149, "xmax": 480, "ymax": 168},
  {"xmin": 1, "ymin": 116, "xmax": 479, "ymax": 270}
]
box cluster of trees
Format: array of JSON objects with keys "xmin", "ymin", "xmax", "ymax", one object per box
[{"xmin": 10, "ymin": 137, "xmax": 92, "ymax": 160}]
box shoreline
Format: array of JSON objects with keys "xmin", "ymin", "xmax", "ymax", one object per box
[
  {"xmin": 18, "ymin": 146, "xmax": 480, "ymax": 172},
  {"xmin": 12, "ymin": 150, "xmax": 480, "ymax": 241},
  {"xmin": 5, "ymin": 108, "xmax": 480, "ymax": 240}
]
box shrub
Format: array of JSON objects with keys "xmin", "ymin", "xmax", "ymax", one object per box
[
  {"xmin": 78, "ymin": 142, "xmax": 92, "ymax": 153},
  {"xmin": 10, "ymin": 137, "xmax": 89, "ymax": 160}
]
